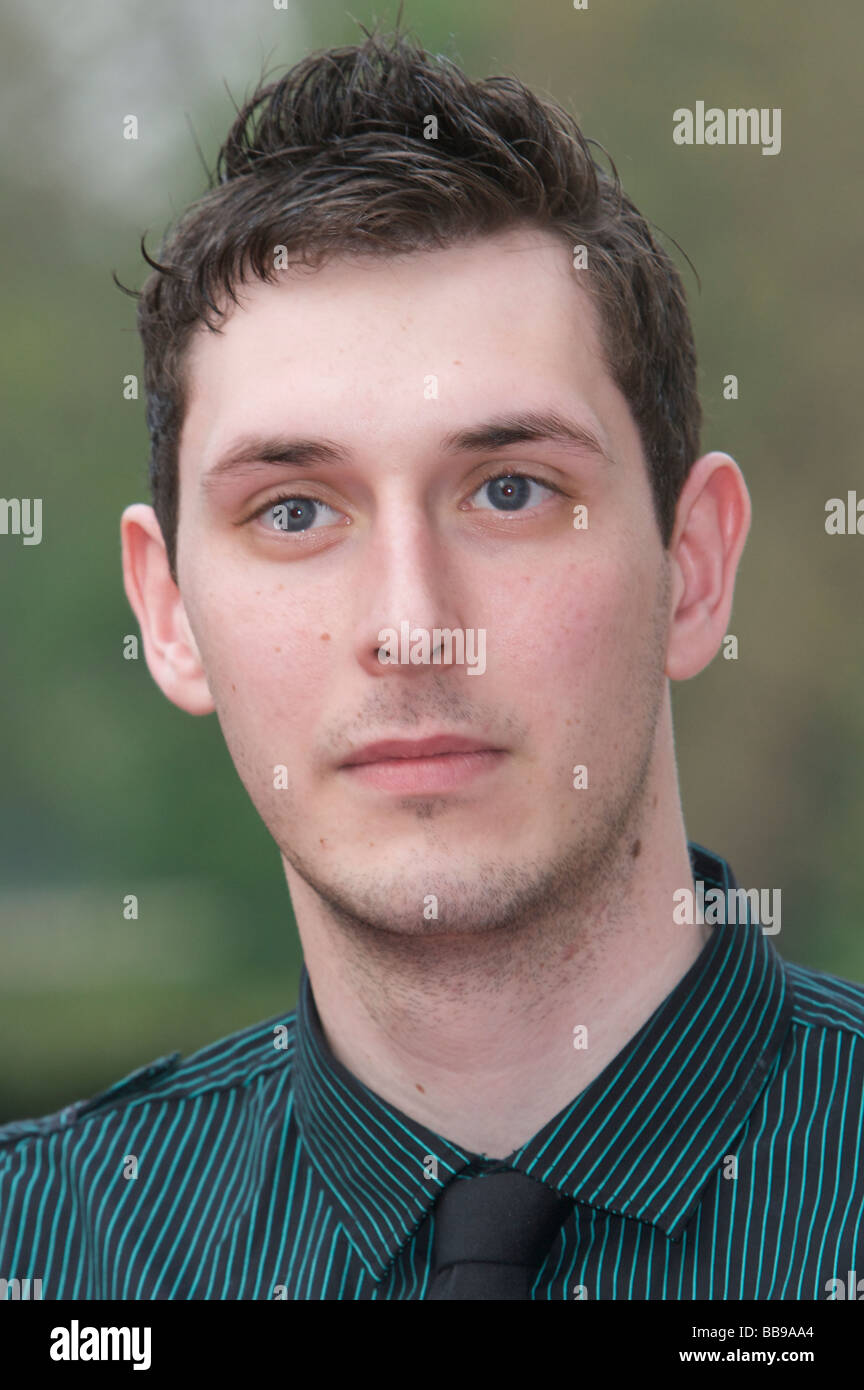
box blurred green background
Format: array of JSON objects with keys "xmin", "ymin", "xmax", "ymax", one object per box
[{"xmin": 1, "ymin": 0, "xmax": 861, "ymax": 1122}]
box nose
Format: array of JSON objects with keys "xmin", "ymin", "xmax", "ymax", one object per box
[{"xmin": 351, "ymin": 499, "xmax": 467, "ymax": 679}]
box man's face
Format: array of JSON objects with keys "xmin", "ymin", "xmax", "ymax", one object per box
[{"xmin": 174, "ymin": 226, "xmax": 671, "ymax": 935}]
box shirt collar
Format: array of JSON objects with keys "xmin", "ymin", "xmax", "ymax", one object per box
[{"xmin": 293, "ymin": 841, "xmax": 794, "ymax": 1281}]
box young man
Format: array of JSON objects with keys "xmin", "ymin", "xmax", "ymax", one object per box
[{"xmin": 2, "ymin": 30, "xmax": 862, "ymax": 1302}]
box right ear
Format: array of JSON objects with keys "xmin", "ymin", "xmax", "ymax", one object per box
[{"xmin": 120, "ymin": 503, "xmax": 215, "ymax": 715}]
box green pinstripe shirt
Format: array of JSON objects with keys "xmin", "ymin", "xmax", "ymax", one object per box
[{"xmin": 2, "ymin": 841, "xmax": 863, "ymax": 1300}]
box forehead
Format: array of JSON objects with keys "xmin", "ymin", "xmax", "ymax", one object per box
[{"xmin": 178, "ymin": 226, "xmax": 642, "ymax": 478}]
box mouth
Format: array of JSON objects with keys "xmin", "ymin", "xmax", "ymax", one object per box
[{"xmin": 339, "ymin": 734, "xmax": 507, "ymax": 793}]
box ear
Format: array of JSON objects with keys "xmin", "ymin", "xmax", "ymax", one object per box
[
  {"xmin": 665, "ymin": 452, "xmax": 751, "ymax": 681},
  {"xmin": 120, "ymin": 503, "xmax": 216, "ymax": 715}
]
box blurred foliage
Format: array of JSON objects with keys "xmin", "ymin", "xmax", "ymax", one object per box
[{"xmin": 1, "ymin": 0, "xmax": 862, "ymax": 1122}]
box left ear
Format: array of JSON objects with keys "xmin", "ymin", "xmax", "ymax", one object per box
[{"xmin": 665, "ymin": 451, "xmax": 751, "ymax": 681}]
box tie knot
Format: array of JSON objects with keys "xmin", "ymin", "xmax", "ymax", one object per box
[{"xmin": 427, "ymin": 1167, "xmax": 571, "ymax": 1299}]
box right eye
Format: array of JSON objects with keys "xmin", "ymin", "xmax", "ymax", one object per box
[{"xmin": 252, "ymin": 495, "xmax": 343, "ymax": 533}]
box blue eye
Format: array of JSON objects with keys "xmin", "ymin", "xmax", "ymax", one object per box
[
  {"xmin": 250, "ymin": 473, "xmax": 557, "ymax": 533},
  {"xmin": 258, "ymin": 497, "xmax": 340, "ymax": 532},
  {"xmin": 470, "ymin": 474, "xmax": 555, "ymax": 511}
]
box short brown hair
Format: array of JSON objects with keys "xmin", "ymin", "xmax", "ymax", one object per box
[{"xmin": 131, "ymin": 26, "xmax": 701, "ymax": 582}]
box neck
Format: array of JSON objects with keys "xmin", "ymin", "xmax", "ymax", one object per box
[{"xmin": 285, "ymin": 740, "xmax": 710, "ymax": 1158}]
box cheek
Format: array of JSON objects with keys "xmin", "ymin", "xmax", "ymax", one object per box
[
  {"xmin": 185, "ymin": 577, "xmax": 334, "ymax": 728},
  {"xmin": 485, "ymin": 554, "xmax": 649, "ymax": 694}
]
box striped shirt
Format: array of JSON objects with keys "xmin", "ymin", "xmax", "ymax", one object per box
[{"xmin": 1, "ymin": 841, "xmax": 863, "ymax": 1300}]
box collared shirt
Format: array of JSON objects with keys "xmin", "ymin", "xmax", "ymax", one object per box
[{"xmin": 1, "ymin": 841, "xmax": 862, "ymax": 1300}]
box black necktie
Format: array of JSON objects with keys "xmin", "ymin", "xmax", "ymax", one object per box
[{"xmin": 426, "ymin": 1167, "xmax": 572, "ymax": 1300}]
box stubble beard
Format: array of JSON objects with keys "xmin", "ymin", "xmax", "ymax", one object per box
[{"xmin": 278, "ymin": 566, "xmax": 672, "ymax": 998}]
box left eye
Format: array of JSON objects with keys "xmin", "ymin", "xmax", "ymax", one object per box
[{"xmin": 469, "ymin": 474, "xmax": 555, "ymax": 512}]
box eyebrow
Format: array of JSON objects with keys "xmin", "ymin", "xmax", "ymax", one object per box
[
  {"xmin": 442, "ymin": 410, "xmax": 614, "ymax": 463},
  {"xmin": 201, "ymin": 409, "xmax": 614, "ymax": 490}
]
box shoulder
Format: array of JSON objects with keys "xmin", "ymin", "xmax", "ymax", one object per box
[{"xmin": 0, "ymin": 1005, "xmax": 299, "ymax": 1155}]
